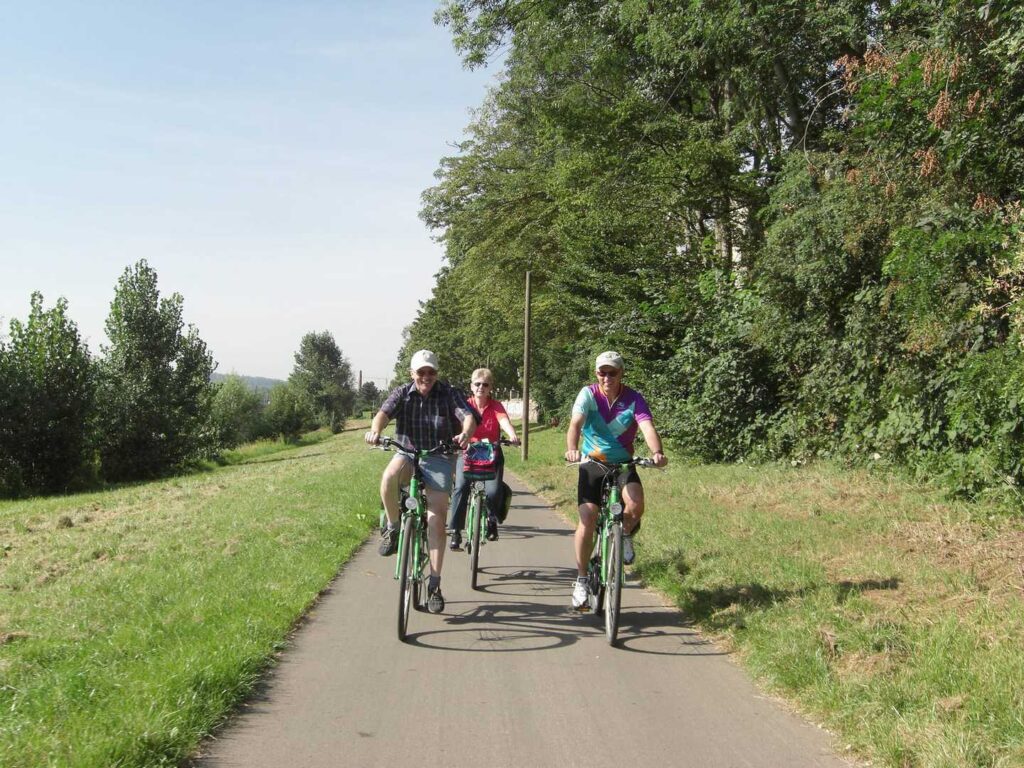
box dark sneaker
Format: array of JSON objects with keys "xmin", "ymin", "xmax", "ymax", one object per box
[
  {"xmin": 378, "ymin": 526, "xmax": 398, "ymax": 556},
  {"xmin": 622, "ymin": 533, "xmax": 635, "ymax": 565},
  {"xmin": 449, "ymin": 531, "xmax": 462, "ymax": 551},
  {"xmin": 486, "ymin": 517, "xmax": 499, "ymax": 541},
  {"xmin": 623, "ymin": 520, "xmax": 641, "ymax": 565},
  {"xmin": 427, "ymin": 585, "xmax": 445, "ymax": 614}
]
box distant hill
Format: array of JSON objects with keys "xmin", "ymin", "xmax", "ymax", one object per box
[{"xmin": 211, "ymin": 373, "xmax": 285, "ymax": 395}]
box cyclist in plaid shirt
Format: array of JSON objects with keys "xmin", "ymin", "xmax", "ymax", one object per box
[{"xmin": 365, "ymin": 349, "xmax": 477, "ymax": 613}]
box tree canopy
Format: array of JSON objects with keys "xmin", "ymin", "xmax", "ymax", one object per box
[{"xmin": 404, "ymin": 0, "xmax": 1024, "ymax": 498}]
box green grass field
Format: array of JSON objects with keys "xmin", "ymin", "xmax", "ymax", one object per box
[
  {"xmin": 507, "ymin": 428, "xmax": 1024, "ymax": 768},
  {"xmin": 0, "ymin": 431, "xmax": 382, "ymax": 767},
  {"xmin": 2, "ymin": 426, "xmax": 1022, "ymax": 767}
]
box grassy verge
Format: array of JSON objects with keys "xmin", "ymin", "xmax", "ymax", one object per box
[
  {"xmin": 0, "ymin": 430, "xmax": 384, "ymax": 767},
  {"xmin": 210, "ymin": 428, "xmax": 336, "ymax": 467},
  {"xmin": 506, "ymin": 428, "xmax": 1024, "ymax": 768}
]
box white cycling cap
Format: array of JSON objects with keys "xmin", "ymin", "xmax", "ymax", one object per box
[
  {"xmin": 595, "ymin": 351, "xmax": 624, "ymax": 370},
  {"xmin": 410, "ymin": 349, "xmax": 439, "ymax": 371}
]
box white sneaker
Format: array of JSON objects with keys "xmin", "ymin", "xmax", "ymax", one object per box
[
  {"xmin": 571, "ymin": 578, "xmax": 590, "ymax": 611},
  {"xmin": 622, "ymin": 534, "xmax": 635, "ymax": 566}
]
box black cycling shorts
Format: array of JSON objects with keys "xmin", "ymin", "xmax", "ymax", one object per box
[{"xmin": 577, "ymin": 460, "xmax": 641, "ymax": 507}]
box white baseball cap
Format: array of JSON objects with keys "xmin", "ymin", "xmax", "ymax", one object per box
[
  {"xmin": 410, "ymin": 349, "xmax": 439, "ymax": 371},
  {"xmin": 595, "ymin": 351, "xmax": 624, "ymax": 371}
]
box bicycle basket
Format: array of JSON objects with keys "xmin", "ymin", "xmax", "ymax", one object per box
[{"xmin": 464, "ymin": 440, "xmax": 497, "ymax": 480}]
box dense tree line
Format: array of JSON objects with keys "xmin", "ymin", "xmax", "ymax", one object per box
[
  {"xmin": 403, "ymin": 0, "xmax": 1024, "ymax": 498},
  {"xmin": 0, "ymin": 261, "xmax": 356, "ymax": 497}
]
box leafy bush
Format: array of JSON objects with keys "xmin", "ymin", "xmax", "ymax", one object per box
[
  {"xmin": 264, "ymin": 383, "xmax": 316, "ymax": 443},
  {"xmin": 211, "ymin": 375, "xmax": 268, "ymax": 448}
]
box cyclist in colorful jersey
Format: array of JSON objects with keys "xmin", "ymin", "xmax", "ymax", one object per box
[
  {"xmin": 564, "ymin": 351, "xmax": 668, "ymax": 611},
  {"xmin": 448, "ymin": 367, "xmax": 521, "ymax": 550},
  {"xmin": 365, "ymin": 349, "xmax": 477, "ymax": 614}
]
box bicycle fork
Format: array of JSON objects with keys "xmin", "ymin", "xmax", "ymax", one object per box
[
  {"xmin": 395, "ymin": 477, "xmax": 424, "ymax": 580},
  {"xmin": 601, "ymin": 485, "xmax": 624, "ymax": 583}
]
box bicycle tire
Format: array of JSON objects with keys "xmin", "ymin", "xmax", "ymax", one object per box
[
  {"xmin": 468, "ymin": 492, "xmax": 482, "ymax": 590},
  {"xmin": 605, "ymin": 522, "xmax": 623, "ymax": 645},
  {"xmin": 397, "ymin": 514, "xmax": 416, "ymax": 641}
]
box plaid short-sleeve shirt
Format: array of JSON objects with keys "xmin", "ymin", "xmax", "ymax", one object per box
[{"xmin": 380, "ymin": 380, "xmax": 477, "ymax": 452}]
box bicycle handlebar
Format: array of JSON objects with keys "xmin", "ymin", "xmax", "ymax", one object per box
[
  {"xmin": 373, "ymin": 436, "xmax": 460, "ymax": 457},
  {"xmin": 566, "ymin": 455, "xmax": 658, "ymax": 469}
]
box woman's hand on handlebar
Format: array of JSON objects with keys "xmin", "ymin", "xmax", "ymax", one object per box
[
  {"xmin": 564, "ymin": 448, "xmax": 581, "ymax": 463},
  {"xmin": 364, "ymin": 430, "xmax": 381, "ymax": 446}
]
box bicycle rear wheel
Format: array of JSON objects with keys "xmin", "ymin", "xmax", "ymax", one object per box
[
  {"xmin": 468, "ymin": 493, "xmax": 483, "ymax": 590},
  {"xmin": 397, "ymin": 514, "xmax": 416, "ymax": 641},
  {"xmin": 604, "ymin": 522, "xmax": 623, "ymax": 645}
]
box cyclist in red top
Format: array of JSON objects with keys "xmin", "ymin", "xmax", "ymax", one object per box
[{"xmin": 448, "ymin": 367, "xmax": 520, "ymax": 550}]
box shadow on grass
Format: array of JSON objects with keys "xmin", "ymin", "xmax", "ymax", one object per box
[
  {"xmin": 233, "ymin": 449, "xmax": 331, "ymax": 467},
  {"xmin": 638, "ymin": 553, "xmax": 900, "ymax": 633}
]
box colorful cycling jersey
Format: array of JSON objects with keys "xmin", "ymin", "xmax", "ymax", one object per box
[{"xmin": 572, "ymin": 383, "xmax": 653, "ymax": 463}]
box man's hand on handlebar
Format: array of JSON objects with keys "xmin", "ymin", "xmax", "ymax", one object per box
[
  {"xmin": 364, "ymin": 430, "xmax": 381, "ymax": 446},
  {"xmin": 564, "ymin": 448, "xmax": 582, "ymax": 463}
]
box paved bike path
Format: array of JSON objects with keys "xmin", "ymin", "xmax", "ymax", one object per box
[{"xmin": 194, "ymin": 473, "xmax": 853, "ymax": 768}]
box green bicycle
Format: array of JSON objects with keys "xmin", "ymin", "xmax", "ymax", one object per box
[
  {"xmin": 375, "ymin": 437, "xmax": 457, "ymax": 641},
  {"xmin": 583, "ymin": 456, "xmax": 655, "ymax": 645},
  {"xmin": 461, "ymin": 438, "xmax": 513, "ymax": 590}
]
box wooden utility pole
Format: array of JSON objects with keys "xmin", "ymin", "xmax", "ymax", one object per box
[{"xmin": 522, "ymin": 271, "xmax": 531, "ymax": 460}]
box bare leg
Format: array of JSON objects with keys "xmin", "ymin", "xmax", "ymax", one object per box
[
  {"xmin": 425, "ymin": 487, "xmax": 449, "ymax": 577},
  {"xmin": 380, "ymin": 455, "xmax": 411, "ymax": 527},
  {"xmin": 574, "ymin": 503, "xmax": 600, "ymax": 576},
  {"xmin": 622, "ymin": 481, "xmax": 645, "ymax": 535}
]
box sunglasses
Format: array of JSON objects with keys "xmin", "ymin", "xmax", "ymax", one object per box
[
  {"xmin": 596, "ymin": 369, "xmax": 620, "ymax": 378},
  {"xmin": 415, "ymin": 368, "xmax": 437, "ymax": 377},
  {"xmin": 471, "ymin": 381, "xmax": 491, "ymax": 388}
]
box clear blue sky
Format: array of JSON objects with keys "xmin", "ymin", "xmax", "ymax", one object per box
[{"xmin": 0, "ymin": 1, "xmax": 498, "ymax": 384}]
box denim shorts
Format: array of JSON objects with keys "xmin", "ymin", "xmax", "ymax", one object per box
[{"xmin": 406, "ymin": 454, "xmax": 455, "ymax": 494}]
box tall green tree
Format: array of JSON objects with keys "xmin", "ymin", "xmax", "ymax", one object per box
[
  {"xmin": 0, "ymin": 293, "xmax": 94, "ymax": 496},
  {"xmin": 94, "ymin": 260, "xmax": 217, "ymax": 481},
  {"xmin": 289, "ymin": 331, "xmax": 355, "ymax": 433}
]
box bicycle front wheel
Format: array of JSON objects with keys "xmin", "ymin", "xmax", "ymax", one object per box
[
  {"xmin": 397, "ymin": 514, "xmax": 416, "ymax": 641},
  {"xmin": 604, "ymin": 522, "xmax": 623, "ymax": 645},
  {"xmin": 468, "ymin": 493, "xmax": 483, "ymax": 590}
]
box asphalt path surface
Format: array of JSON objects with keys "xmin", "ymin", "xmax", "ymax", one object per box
[{"xmin": 194, "ymin": 473, "xmax": 852, "ymax": 768}]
